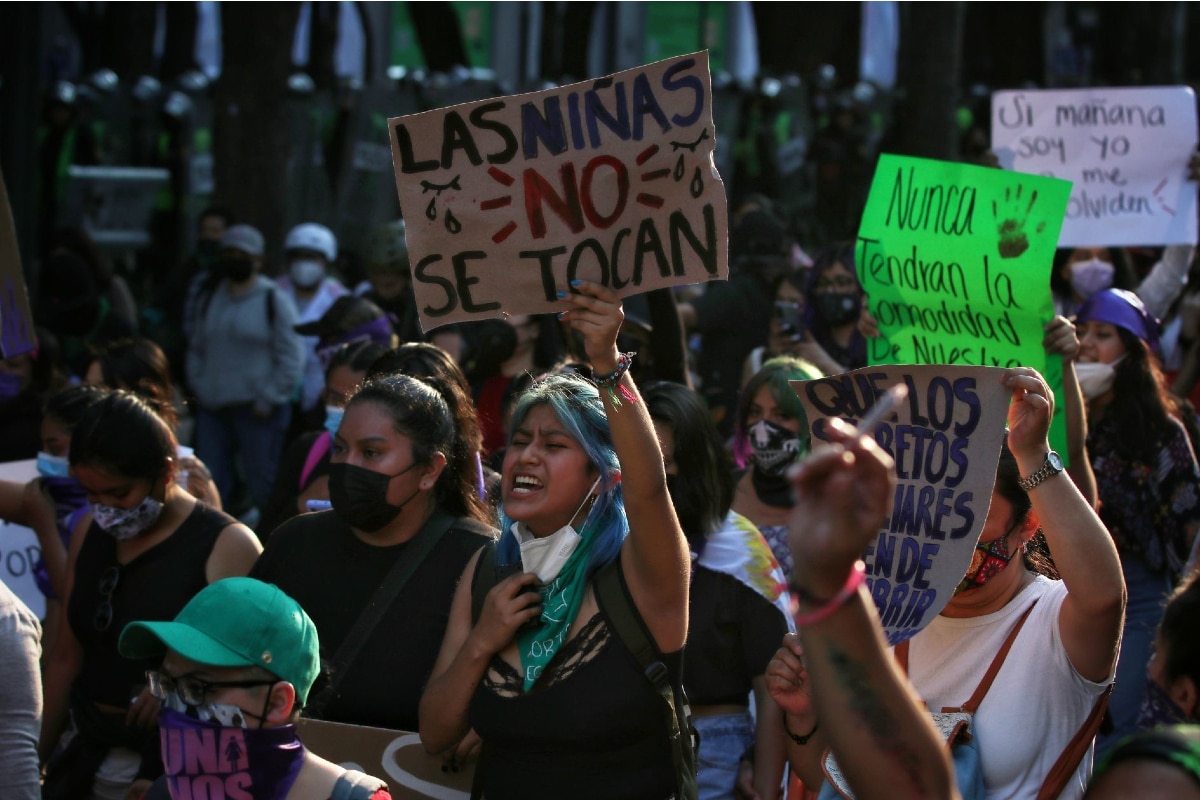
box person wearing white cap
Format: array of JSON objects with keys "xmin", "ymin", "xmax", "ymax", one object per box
[{"xmin": 277, "ymin": 223, "xmax": 348, "ymax": 419}]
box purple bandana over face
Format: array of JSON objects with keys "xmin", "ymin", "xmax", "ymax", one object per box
[
  {"xmin": 92, "ymin": 495, "xmax": 163, "ymax": 541},
  {"xmin": 1136, "ymin": 676, "xmax": 1194, "ymax": 730},
  {"xmin": 159, "ymin": 708, "xmax": 306, "ymax": 800}
]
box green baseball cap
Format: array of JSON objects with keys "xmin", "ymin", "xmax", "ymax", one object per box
[{"xmin": 119, "ymin": 577, "xmax": 321, "ymax": 706}]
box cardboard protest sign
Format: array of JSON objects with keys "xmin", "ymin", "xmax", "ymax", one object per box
[
  {"xmin": 856, "ymin": 153, "xmax": 1072, "ymax": 459},
  {"xmin": 992, "ymin": 86, "xmax": 1198, "ymax": 247},
  {"xmin": 0, "ymin": 460, "xmax": 45, "ymax": 620},
  {"xmin": 298, "ymin": 719, "xmax": 472, "ymax": 799},
  {"xmin": 389, "ymin": 51, "xmax": 728, "ymax": 331},
  {"xmin": 792, "ymin": 365, "xmax": 1011, "ymax": 644},
  {"xmin": 0, "ymin": 166, "xmax": 36, "ymax": 358}
]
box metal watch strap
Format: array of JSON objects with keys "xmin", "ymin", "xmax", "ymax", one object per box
[{"xmin": 1018, "ymin": 452, "xmax": 1061, "ymax": 491}]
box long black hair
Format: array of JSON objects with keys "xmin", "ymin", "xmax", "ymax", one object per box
[
  {"xmin": 348, "ymin": 373, "xmax": 489, "ymax": 523},
  {"xmin": 644, "ymin": 381, "xmax": 734, "ymax": 552},
  {"xmin": 70, "ymin": 390, "xmax": 177, "ymax": 483},
  {"xmin": 1105, "ymin": 330, "xmax": 1180, "ymax": 464},
  {"xmin": 86, "ymin": 338, "xmax": 177, "ymax": 428}
]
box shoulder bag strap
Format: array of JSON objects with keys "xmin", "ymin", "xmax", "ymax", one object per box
[
  {"xmin": 305, "ymin": 511, "xmax": 456, "ymax": 718},
  {"xmin": 1035, "ymin": 683, "xmax": 1114, "ymax": 800},
  {"xmin": 958, "ymin": 599, "xmax": 1038, "ymax": 714},
  {"xmin": 892, "ymin": 599, "xmax": 1037, "ymax": 688},
  {"xmin": 595, "ymin": 559, "xmax": 693, "ymax": 775},
  {"xmin": 470, "ymin": 540, "xmax": 498, "ymax": 625}
]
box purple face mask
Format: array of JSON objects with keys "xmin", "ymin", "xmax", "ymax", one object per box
[
  {"xmin": 159, "ymin": 707, "xmax": 305, "ymax": 800},
  {"xmin": 92, "ymin": 495, "xmax": 163, "ymax": 541}
]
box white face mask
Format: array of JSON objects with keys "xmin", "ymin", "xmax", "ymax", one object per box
[
  {"xmin": 1069, "ymin": 258, "xmax": 1115, "ymax": 299},
  {"xmin": 1076, "ymin": 357, "xmax": 1122, "ymax": 400},
  {"xmin": 514, "ymin": 476, "xmax": 601, "ymax": 583},
  {"xmin": 289, "ymin": 258, "xmax": 325, "ymax": 288}
]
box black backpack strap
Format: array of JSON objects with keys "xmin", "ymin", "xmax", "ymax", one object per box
[
  {"xmin": 471, "ymin": 541, "xmax": 498, "ymax": 625},
  {"xmin": 306, "ymin": 511, "xmax": 456, "ymax": 718},
  {"xmin": 470, "ymin": 539, "xmax": 521, "ymax": 625},
  {"xmin": 265, "ymin": 284, "xmax": 276, "ymax": 326},
  {"xmin": 594, "ymin": 559, "xmax": 697, "ymax": 789}
]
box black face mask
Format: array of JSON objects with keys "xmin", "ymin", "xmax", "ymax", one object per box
[
  {"xmin": 218, "ymin": 256, "xmax": 254, "ymax": 283},
  {"xmin": 751, "ymin": 465, "xmax": 795, "ymax": 508},
  {"xmin": 816, "ymin": 292, "xmax": 859, "ymax": 326},
  {"xmin": 328, "ymin": 461, "xmax": 421, "ymax": 532}
]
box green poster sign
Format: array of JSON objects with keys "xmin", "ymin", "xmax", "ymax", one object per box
[{"xmin": 856, "ymin": 153, "xmax": 1073, "ymax": 459}]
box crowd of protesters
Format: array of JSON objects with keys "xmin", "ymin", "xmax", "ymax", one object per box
[{"xmin": 4, "ymin": 64, "xmax": 1200, "ymax": 800}]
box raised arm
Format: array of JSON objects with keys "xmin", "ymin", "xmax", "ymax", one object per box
[
  {"xmin": 560, "ymin": 280, "xmax": 690, "ymax": 653},
  {"xmin": 1042, "ymin": 316, "xmax": 1097, "ymax": 507},
  {"xmin": 1002, "ymin": 368, "xmax": 1124, "ymax": 683},
  {"xmin": 770, "ymin": 418, "xmax": 957, "ymax": 800}
]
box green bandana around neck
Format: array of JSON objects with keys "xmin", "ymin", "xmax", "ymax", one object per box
[{"xmin": 516, "ymin": 518, "xmax": 598, "ymax": 691}]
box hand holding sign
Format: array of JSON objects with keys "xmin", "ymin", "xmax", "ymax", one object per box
[
  {"xmin": 1002, "ymin": 367, "xmax": 1055, "ymax": 463},
  {"xmin": 557, "ymin": 280, "xmax": 624, "ymax": 372},
  {"xmin": 1041, "ymin": 316, "xmax": 1080, "ymax": 362}
]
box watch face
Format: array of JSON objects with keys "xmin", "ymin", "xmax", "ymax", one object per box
[{"xmin": 1047, "ymin": 452, "xmax": 1065, "ymax": 471}]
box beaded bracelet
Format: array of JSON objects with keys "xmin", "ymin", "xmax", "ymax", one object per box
[
  {"xmin": 789, "ymin": 560, "xmax": 867, "ymax": 627},
  {"xmin": 593, "ymin": 351, "xmax": 636, "ymax": 387},
  {"xmin": 593, "ymin": 352, "xmax": 637, "ymax": 407},
  {"xmin": 783, "ymin": 715, "xmax": 820, "ymax": 746}
]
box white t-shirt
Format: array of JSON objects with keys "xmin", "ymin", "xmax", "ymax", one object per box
[{"xmin": 907, "ymin": 576, "xmax": 1112, "ymax": 800}]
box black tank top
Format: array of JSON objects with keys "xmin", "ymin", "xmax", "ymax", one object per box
[
  {"xmin": 68, "ymin": 502, "xmax": 234, "ymax": 708},
  {"xmin": 469, "ymin": 561, "xmax": 680, "ymax": 800}
]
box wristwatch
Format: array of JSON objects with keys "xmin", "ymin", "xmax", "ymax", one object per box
[{"xmin": 1017, "ymin": 451, "xmax": 1065, "ymax": 491}]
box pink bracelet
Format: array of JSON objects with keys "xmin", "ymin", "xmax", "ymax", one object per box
[{"xmin": 789, "ymin": 561, "xmax": 867, "ymax": 627}]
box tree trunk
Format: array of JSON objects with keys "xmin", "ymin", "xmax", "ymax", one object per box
[
  {"xmin": 213, "ymin": 3, "xmax": 301, "ymax": 271},
  {"xmin": 892, "ymin": 1, "xmax": 965, "ymax": 162},
  {"xmin": 161, "ymin": 4, "xmax": 200, "ymax": 83},
  {"xmin": 1146, "ymin": 2, "xmax": 1186, "ymax": 85},
  {"xmin": 308, "ymin": 1, "xmax": 341, "ymax": 92}
]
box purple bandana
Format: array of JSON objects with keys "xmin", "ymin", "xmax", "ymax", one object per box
[
  {"xmin": 160, "ymin": 708, "xmax": 306, "ymax": 800},
  {"xmin": 1076, "ymin": 288, "xmax": 1160, "ymax": 351}
]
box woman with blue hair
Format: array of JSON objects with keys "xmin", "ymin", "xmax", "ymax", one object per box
[{"xmin": 420, "ymin": 281, "xmax": 690, "ymax": 799}]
